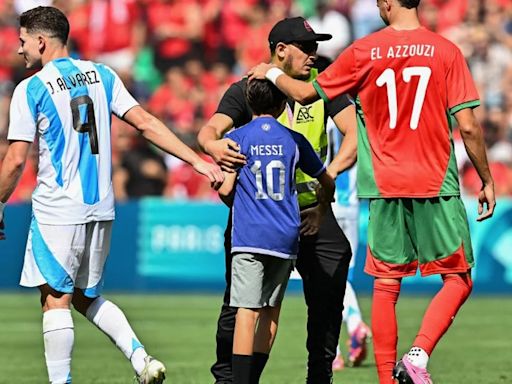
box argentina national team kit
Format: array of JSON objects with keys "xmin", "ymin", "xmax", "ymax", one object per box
[
  {"xmin": 8, "ymin": 57, "xmax": 138, "ymax": 295},
  {"xmin": 225, "ymin": 116, "xmax": 326, "ymax": 259}
]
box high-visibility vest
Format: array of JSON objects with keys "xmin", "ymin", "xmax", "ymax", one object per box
[{"xmin": 277, "ymin": 69, "xmax": 327, "ymax": 208}]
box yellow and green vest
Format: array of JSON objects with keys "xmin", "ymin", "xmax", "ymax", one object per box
[{"xmin": 277, "ymin": 69, "xmax": 327, "ymax": 208}]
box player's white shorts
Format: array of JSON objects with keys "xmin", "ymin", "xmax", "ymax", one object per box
[
  {"xmin": 333, "ymin": 204, "xmax": 359, "ymax": 275},
  {"xmin": 20, "ymin": 216, "xmax": 112, "ymax": 298}
]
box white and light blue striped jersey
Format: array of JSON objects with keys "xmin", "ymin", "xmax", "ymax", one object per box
[
  {"xmin": 327, "ymin": 118, "xmax": 358, "ymax": 210},
  {"xmin": 7, "ymin": 57, "xmax": 138, "ymax": 224},
  {"xmin": 226, "ymin": 117, "xmax": 325, "ymax": 260}
]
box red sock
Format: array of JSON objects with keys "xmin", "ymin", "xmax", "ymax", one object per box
[
  {"xmin": 414, "ymin": 273, "xmax": 473, "ymax": 355},
  {"xmin": 372, "ymin": 280, "xmax": 401, "ymax": 384}
]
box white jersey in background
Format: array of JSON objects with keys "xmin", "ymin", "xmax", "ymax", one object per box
[
  {"xmin": 327, "ymin": 119, "xmax": 359, "ymax": 216},
  {"xmin": 7, "ymin": 57, "xmax": 138, "ymax": 224}
]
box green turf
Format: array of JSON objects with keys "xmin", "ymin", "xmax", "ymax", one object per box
[{"xmin": 1, "ymin": 293, "xmax": 511, "ymax": 383}]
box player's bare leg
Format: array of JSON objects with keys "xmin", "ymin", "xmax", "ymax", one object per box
[
  {"xmin": 253, "ymin": 305, "xmax": 281, "ymax": 382},
  {"xmin": 233, "ymin": 308, "xmax": 260, "ymax": 384}
]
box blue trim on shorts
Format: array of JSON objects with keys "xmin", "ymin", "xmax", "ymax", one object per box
[
  {"xmin": 83, "ymin": 278, "xmax": 104, "ymax": 298},
  {"xmin": 31, "ymin": 216, "xmax": 74, "ymax": 293}
]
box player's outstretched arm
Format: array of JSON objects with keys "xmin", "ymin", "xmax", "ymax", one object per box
[
  {"xmin": 454, "ymin": 107, "xmax": 495, "ymax": 221},
  {"xmin": 123, "ymin": 106, "xmax": 224, "ymax": 189},
  {"xmin": 248, "ymin": 64, "xmax": 319, "ymax": 105},
  {"xmin": 0, "ymin": 140, "xmax": 31, "ymax": 239},
  {"xmin": 197, "ymin": 113, "xmax": 246, "ymax": 172},
  {"xmin": 327, "ymin": 105, "xmax": 357, "ymax": 178}
]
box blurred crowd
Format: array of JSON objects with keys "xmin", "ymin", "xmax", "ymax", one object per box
[{"xmin": 1, "ymin": 0, "xmax": 512, "ymax": 202}]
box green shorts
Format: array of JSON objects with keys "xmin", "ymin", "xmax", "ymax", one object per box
[{"xmin": 364, "ymin": 196, "xmax": 474, "ymax": 278}]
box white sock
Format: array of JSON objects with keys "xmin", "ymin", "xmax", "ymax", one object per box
[
  {"xmin": 43, "ymin": 309, "xmax": 74, "ymax": 384},
  {"xmin": 343, "ymin": 282, "xmax": 362, "ymax": 335},
  {"xmin": 407, "ymin": 346, "xmax": 429, "ymax": 369},
  {"xmin": 85, "ymin": 297, "xmax": 148, "ymax": 374}
]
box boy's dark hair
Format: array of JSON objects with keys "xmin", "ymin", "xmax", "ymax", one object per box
[
  {"xmin": 246, "ymin": 79, "xmax": 287, "ymax": 117},
  {"xmin": 398, "ymin": 0, "xmax": 420, "ymax": 9},
  {"xmin": 19, "ymin": 6, "xmax": 69, "ymax": 45}
]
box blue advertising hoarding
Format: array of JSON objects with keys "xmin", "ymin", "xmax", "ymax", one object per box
[{"xmin": 1, "ymin": 198, "xmax": 511, "ymax": 294}]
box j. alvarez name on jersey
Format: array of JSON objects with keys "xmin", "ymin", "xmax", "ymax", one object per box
[
  {"xmin": 46, "ymin": 69, "xmax": 100, "ymax": 94},
  {"xmin": 370, "ymin": 44, "xmax": 435, "ymax": 61}
]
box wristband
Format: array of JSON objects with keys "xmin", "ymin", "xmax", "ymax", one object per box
[
  {"xmin": 0, "ymin": 201, "xmax": 4, "ymax": 222},
  {"xmin": 265, "ymin": 67, "xmax": 285, "ymax": 85}
]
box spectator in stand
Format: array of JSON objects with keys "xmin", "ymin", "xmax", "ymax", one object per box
[
  {"xmin": 418, "ymin": 0, "xmax": 467, "ymax": 33},
  {"xmin": 307, "ymin": 0, "xmax": 351, "ymax": 60},
  {"xmin": 147, "ymin": 66, "xmax": 198, "ymax": 136},
  {"xmin": 467, "ymin": 25, "xmax": 512, "ymax": 109},
  {"xmin": 146, "ymin": 0, "xmax": 204, "ymax": 73},
  {"xmin": 234, "ymin": 3, "xmax": 272, "ymax": 74},
  {"xmin": 0, "ymin": 0, "xmax": 22, "ymax": 134},
  {"xmin": 349, "ymin": 0, "xmax": 384, "ymax": 39},
  {"xmin": 67, "ymin": 0, "xmax": 144, "ymax": 84},
  {"xmin": 114, "ymin": 132, "xmax": 168, "ymax": 200},
  {"xmin": 166, "ymin": 141, "xmax": 219, "ymax": 201},
  {"xmin": 0, "ymin": 134, "xmax": 37, "ymax": 203},
  {"xmin": 218, "ymin": 0, "xmax": 258, "ymax": 70}
]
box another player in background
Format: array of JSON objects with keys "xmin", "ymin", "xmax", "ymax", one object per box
[
  {"xmin": 328, "ymin": 123, "xmax": 371, "ymax": 371},
  {"xmin": 315, "ymin": 54, "xmax": 371, "ymax": 371},
  {"xmin": 218, "ymin": 78, "xmax": 335, "ymax": 384},
  {"xmin": 249, "ymin": 0, "xmax": 496, "ymax": 383},
  {"xmin": 198, "ymin": 17, "xmax": 357, "ymax": 384},
  {"xmin": 0, "ymin": 6, "xmax": 223, "ymax": 384}
]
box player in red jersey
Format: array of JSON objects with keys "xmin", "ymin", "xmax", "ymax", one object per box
[{"xmin": 248, "ymin": 0, "xmax": 496, "ymax": 383}]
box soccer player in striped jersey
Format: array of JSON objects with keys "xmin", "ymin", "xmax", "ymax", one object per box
[
  {"xmin": 0, "ymin": 6, "xmax": 223, "ymax": 384},
  {"xmin": 218, "ymin": 78, "xmax": 334, "ymax": 384},
  {"xmin": 249, "ymin": 0, "xmax": 496, "ymax": 383},
  {"xmin": 328, "ymin": 124, "xmax": 371, "ymax": 370}
]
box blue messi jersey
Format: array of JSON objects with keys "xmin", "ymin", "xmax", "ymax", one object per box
[
  {"xmin": 7, "ymin": 57, "xmax": 138, "ymax": 224},
  {"xmin": 226, "ymin": 116, "xmax": 325, "ymax": 259}
]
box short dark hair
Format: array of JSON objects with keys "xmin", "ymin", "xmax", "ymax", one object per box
[
  {"xmin": 398, "ymin": 0, "xmax": 420, "ymax": 9},
  {"xmin": 246, "ymin": 79, "xmax": 287, "ymax": 117},
  {"xmin": 19, "ymin": 6, "xmax": 69, "ymax": 45}
]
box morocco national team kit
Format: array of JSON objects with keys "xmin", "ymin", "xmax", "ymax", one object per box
[{"xmin": 313, "ymin": 26, "xmax": 478, "ymax": 276}]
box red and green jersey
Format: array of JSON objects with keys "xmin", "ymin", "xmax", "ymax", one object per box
[{"xmin": 313, "ymin": 26, "xmax": 480, "ymax": 198}]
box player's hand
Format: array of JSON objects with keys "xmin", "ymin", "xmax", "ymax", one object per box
[
  {"xmin": 193, "ymin": 160, "xmax": 225, "ymax": 190},
  {"xmin": 315, "ymin": 184, "xmax": 334, "ymax": 205},
  {"xmin": 477, "ymin": 182, "xmax": 495, "ymax": 221},
  {"xmin": 300, "ymin": 205, "xmax": 323, "ymax": 236},
  {"xmin": 204, "ymin": 138, "xmax": 246, "ymax": 172},
  {"xmin": 248, "ymin": 63, "xmax": 276, "ymax": 82}
]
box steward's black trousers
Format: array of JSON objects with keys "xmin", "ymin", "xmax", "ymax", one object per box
[{"xmin": 211, "ymin": 207, "xmax": 352, "ymax": 384}]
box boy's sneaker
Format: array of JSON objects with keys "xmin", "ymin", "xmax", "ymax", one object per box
[
  {"xmin": 135, "ymin": 356, "xmax": 166, "ymax": 384},
  {"xmin": 332, "ymin": 353, "xmax": 345, "ymax": 371},
  {"xmin": 393, "ymin": 355, "xmax": 433, "ymax": 384},
  {"xmin": 346, "ymin": 322, "xmax": 371, "ymax": 367}
]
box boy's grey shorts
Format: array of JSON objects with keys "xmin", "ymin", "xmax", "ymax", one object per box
[{"xmin": 230, "ymin": 252, "xmax": 294, "ymax": 308}]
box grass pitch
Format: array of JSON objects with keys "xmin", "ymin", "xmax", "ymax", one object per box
[{"xmin": 1, "ymin": 293, "xmax": 511, "ymax": 383}]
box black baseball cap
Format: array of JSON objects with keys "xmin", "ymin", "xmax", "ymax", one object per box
[{"xmin": 268, "ymin": 17, "xmax": 332, "ymax": 48}]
